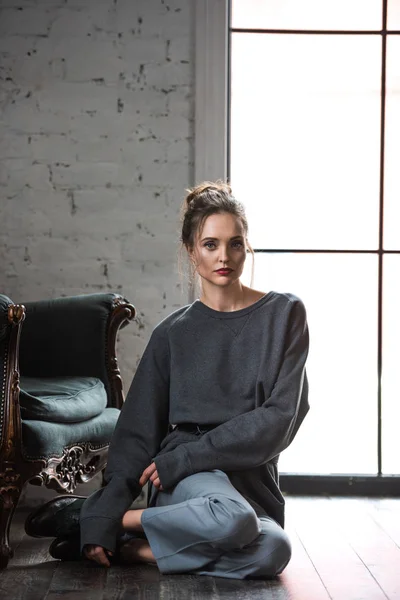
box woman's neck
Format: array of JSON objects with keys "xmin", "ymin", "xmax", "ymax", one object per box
[{"xmin": 199, "ymin": 282, "xmax": 249, "ymax": 313}]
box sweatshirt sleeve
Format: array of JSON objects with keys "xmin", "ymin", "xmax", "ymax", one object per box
[
  {"xmin": 154, "ymin": 299, "xmax": 309, "ymax": 490},
  {"xmin": 79, "ymin": 324, "xmax": 170, "ymax": 553}
]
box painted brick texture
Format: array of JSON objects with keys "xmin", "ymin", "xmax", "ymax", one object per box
[{"xmin": 0, "ymin": 0, "xmax": 194, "ymax": 392}]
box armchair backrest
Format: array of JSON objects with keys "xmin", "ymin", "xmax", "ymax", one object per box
[{"xmin": 18, "ymin": 294, "xmax": 124, "ymax": 404}]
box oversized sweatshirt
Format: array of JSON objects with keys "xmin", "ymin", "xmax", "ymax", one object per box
[{"xmin": 80, "ymin": 291, "xmax": 310, "ymax": 553}]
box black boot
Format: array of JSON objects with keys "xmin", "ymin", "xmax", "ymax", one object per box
[
  {"xmin": 49, "ymin": 535, "xmax": 82, "ymax": 561},
  {"xmin": 25, "ymin": 496, "xmax": 86, "ymax": 538}
]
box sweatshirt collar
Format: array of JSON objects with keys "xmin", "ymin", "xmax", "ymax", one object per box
[{"xmin": 192, "ymin": 291, "xmax": 275, "ymax": 319}]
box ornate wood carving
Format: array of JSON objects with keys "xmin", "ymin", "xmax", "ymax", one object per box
[
  {"xmin": 0, "ymin": 464, "xmax": 20, "ymax": 486},
  {"xmin": 107, "ymin": 297, "xmax": 136, "ymax": 409},
  {"xmin": 29, "ymin": 443, "xmax": 109, "ymax": 494},
  {"xmin": 0, "ymin": 480, "xmax": 21, "ymax": 568},
  {"xmin": 0, "ymin": 295, "xmax": 135, "ymax": 567},
  {"xmin": 1, "ymin": 305, "xmax": 25, "ymax": 467},
  {"xmin": 0, "ymin": 306, "xmax": 25, "ymax": 559},
  {"xmin": 7, "ymin": 304, "xmax": 25, "ymax": 326},
  {"xmin": 0, "ymin": 462, "xmax": 21, "ymax": 515},
  {"xmin": 0, "ymin": 304, "xmax": 26, "ymax": 567},
  {"xmin": 0, "ymin": 483, "xmax": 21, "ymax": 510}
]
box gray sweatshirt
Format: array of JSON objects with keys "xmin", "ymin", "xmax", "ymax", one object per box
[{"xmin": 80, "ymin": 291, "xmax": 309, "ymax": 553}]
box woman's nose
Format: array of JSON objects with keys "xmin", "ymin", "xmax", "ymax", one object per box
[{"xmin": 219, "ymin": 247, "xmax": 229, "ymax": 263}]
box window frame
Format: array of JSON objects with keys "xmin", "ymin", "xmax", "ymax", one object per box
[{"xmin": 194, "ymin": 0, "xmax": 400, "ymax": 494}]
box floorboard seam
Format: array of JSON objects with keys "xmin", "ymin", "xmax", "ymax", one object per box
[
  {"xmin": 42, "ymin": 560, "xmax": 62, "ymax": 600},
  {"xmin": 293, "ymin": 528, "xmax": 333, "ymax": 600},
  {"xmin": 349, "ymin": 543, "xmax": 391, "ymax": 600}
]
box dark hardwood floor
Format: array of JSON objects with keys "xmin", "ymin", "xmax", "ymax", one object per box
[{"xmin": 1, "ymin": 496, "xmax": 399, "ymax": 599}]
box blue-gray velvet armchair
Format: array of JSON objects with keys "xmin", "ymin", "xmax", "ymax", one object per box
[{"xmin": 0, "ymin": 292, "xmax": 135, "ymax": 568}]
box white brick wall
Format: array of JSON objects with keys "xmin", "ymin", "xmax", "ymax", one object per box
[
  {"xmin": 0, "ymin": 0, "xmax": 194, "ymax": 504},
  {"xmin": 0, "ymin": 0, "xmax": 194, "ymax": 370}
]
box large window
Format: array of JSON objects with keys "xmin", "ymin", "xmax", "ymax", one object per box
[{"xmin": 229, "ymin": 0, "xmax": 400, "ymax": 477}]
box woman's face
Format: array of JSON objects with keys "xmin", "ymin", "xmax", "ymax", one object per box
[{"xmin": 190, "ymin": 212, "xmax": 248, "ymax": 288}]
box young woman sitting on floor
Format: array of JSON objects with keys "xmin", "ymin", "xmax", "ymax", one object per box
[{"xmin": 25, "ymin": 181, "xmax": 309, "ymax": 579}]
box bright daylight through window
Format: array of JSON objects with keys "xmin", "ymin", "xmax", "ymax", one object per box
[{"xmin": 231, "ymin": 0, "xmax": 400, "ymax": 475}]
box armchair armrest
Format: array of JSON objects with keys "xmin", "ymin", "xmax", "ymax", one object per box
[
  {"xmin": 18, "ymin": 293, "xmax": 135, "ymax": 408},
  {"xmin": 0, "ymin": 294, "xmax": 26, "ymax": 452}
]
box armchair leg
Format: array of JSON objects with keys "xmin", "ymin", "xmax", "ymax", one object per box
[{"xmin": 0, "ymin": 482, "xmax": 23, "ymax": 569}]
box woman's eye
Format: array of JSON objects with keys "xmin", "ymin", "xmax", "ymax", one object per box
[{"xmin": 203, "ymin": 241, "xmax": 243, "ymax": 249}]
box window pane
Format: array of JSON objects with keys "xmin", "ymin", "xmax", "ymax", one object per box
[
  {"xmin": 384, "ymin": 36, "xmax": 400, "ymax": 250},
  {"xmin": 388, "ymin": 0, "xmax": 400, "ymax": 29},
  {"xmin": 231, "ymin": 0, "xmax": 382, "ymax": 31},
  {"xmin": 230, "ymin": 34, "xmax": 381, "ymax": 250},
  {"xmin": 242, "ymin": 253, "xmax": 378, "ymax": 474},
  {"xmin": 382, "ymin": 255, "xmax": 400, "ymax": 474}
]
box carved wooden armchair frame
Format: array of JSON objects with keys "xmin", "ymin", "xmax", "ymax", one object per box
[{"xmin": 0, "ymin": 293, "xmax": 135, "ymax": 568}]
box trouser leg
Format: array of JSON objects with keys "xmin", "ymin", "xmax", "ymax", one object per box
[
  {"xmin": 141, "ymin": 470, "xmax": 291, "ymax": 579},
  {"xmin": 195, "ymin": 515, "xmax": 292, "ymax": 579}
]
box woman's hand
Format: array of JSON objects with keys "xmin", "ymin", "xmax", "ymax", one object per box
[
  {"xmin": 83, "ymin": 544, "xmax": 113, "ymax": 567},
  {"xmin": 139, "ymin": 462, "xmax": 163, "ymax": 490}
]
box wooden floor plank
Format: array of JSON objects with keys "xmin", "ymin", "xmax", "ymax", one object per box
[
  {"xmin": 44, "ymin": 561, "xmax": 107, "ymax": 600},
  {"xmin": 0, "ymin": 534, "xmax": 59, "ymax": 600},
  {"xmin": 103, "ymin": 564, "xmax": 161, "ymax": 600},
  {"xmin": 0, "ymin": 562, "xmax": 59, "ymax": 600},
  {"xmin": 8, "ymin": 508, "xmax": 32, "ymax": 558},
  {"xmin": 280, "ymin": 516, "xmax": 331, "ymax": 600},
  {"xmin": 369, "ymin": 498, "xmax": 400, "ymax": 549},
  {"xmin": 158, "ymin": 574, "xmax": 219, "ymax": 600},
  {"xmin": 287, "ymin": 497, "xmax": 388, "ymax": 600},
  {"xmin": 214, "ymin": 576, "xmax": 289, "ymax": 600},
  {"xmin": 327, "ymin": 498, "xmax": 400, "ymax": 599}
]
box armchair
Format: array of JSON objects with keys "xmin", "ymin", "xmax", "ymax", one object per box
[{"xmin": 0, "ymin": 292, "xmax": 135, "ymax": 568}]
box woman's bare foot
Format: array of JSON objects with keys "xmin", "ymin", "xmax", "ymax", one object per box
[
  {"xmin": 119, "ymin": 538, "xmax": 156, "ymax": 565},
  {"xmin": 122, "ymin": 508, "xmax": 145, "ymax": 532}
]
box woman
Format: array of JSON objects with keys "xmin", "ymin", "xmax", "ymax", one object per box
[{"xmin": 26, "ymin": 181, "xmax": 309, "ymax": 579}]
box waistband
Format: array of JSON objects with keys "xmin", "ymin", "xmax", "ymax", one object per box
[{"xmin": 170, "ymin": 423, "xmax": 220, "ymax": 436}]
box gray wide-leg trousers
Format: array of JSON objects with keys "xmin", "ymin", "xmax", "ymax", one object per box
[{"xmin": 140, "ymin": 470, "xmax": 291, "ymax": 579}]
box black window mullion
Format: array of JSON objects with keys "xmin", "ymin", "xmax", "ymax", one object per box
[
  {"xmin": 231, "ymin": 28, "xmax": 385, "ymax": 35},
  {"xmin": 227, "ymin": 0, "xmax": 232, "ymax": 181},
  {"xmin": 377, "ymin": 0, "xmax": 388, "ymax": 475},
  {"xmin": 253, "ymin": 249, "xmax": 400, "ymax": 254}
]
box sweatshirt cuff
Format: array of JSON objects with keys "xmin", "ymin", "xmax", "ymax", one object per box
[
  {"xmin": 154, "ymin": 445, "xmax": 193, "ymax": 489},
  {"xmin": 80, "ymin": 516, "xmax": 121, "ymax": 554}
]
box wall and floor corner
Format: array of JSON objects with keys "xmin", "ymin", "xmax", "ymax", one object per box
[{"xmin": 0, "ymin": 0, "xmax": 195, "ymax": 503}]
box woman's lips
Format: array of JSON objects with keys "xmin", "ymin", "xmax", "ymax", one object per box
[{"xmin": 215, "ymin": 269, "xmax": 233, "ymax": 275}]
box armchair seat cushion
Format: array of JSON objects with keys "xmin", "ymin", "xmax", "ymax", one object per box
[
  {"xmin": 19, "ymin": 376, "xmax": 108, "ymax": 423},
  {"xmin": 22, "ymin": 407, "xmax": 121, "ymax": 458}
]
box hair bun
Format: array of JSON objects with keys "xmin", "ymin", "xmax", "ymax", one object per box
[{"xmin": 184, "ymin": 181, "xmax": 232, "ymax": 211}]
